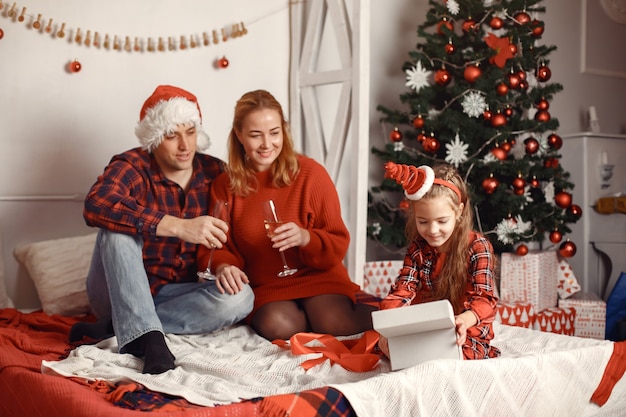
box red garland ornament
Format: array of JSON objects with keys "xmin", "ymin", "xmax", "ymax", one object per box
[
  {"xmin": 555, "ymin": 191, "xmax": 573, "ymax": 209},
  {"xmin": 516, "ymin": 244, "xmax": 529, "ymax": 256},
  {"xmin": 389, "ymin": 127, "xmax": 402, "ymax": 142},
  {"xmin": 412, "ymin": 115, "xmax": 425, "ymax": 129},
  {"xmin": 67, "ymin": 60, "xmax": 82, "ymax": 73},
  {"xmin": 548, "ymin": 133, "xmax": 563, "ymax": 150},
  {"xmin": 218, "ymin": 56, "xmax": 229, "ymax": 68},
  {"xmin": 524, "ymin": 137, "xmax": 539, "ymax": 154},
  {"xmin": 464, "ymin": 64, "xmax": 482, "ymax": 83},
  {"xmin": 536, "ymin": 64, "xmax": 552, "ymax": 82},
  {"xmin": 567, "ymin": 204, "xmax": 583, "ymax": 219},
  {"xmin": 435, "ymin": 68, "xmax": 451, "ymax": 86},
  {"xmin": 559, "ymin": 240, "xmax": 577, "ymax": 258},
  {"xmin": 482, "ymin": 173, "xmax": 499, "ymax": 194},
  {"xmin": 549, "ymin": 229, "xmax": 563, "ymax": 244}
]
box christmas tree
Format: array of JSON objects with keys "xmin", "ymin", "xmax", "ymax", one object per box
[{"xmin": 368, "ymin": 0, "xmax": 581, "ymax": 256}]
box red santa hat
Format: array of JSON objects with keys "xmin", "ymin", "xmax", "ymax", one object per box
[
  {"xmin": 384, "ymin": 161, "xmax": 461, "ymax": 203},
  {"xmin": 135, "ymin": 85, "xmax": 211, "ymax": 152}
]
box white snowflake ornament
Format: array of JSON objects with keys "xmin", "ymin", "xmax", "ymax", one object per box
[
  {"xmin": 393, "ymin": 141, "xmax": 405, "ymax": 152},
  {"xmin": 462, "ymin": 92, "xmax": 487, "ymax": 118},
  {"xmin": 405, "ymin": 61, "xmax": 431, "ymax": 92},
  {"xmin": 445, "ymin": 133, "xmax": 469, "ymax": 167},
  {"xmin": 447, "ymin": 0, "xmax": 460, "ymax": 15}
]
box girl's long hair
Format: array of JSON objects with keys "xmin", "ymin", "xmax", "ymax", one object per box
[
  {"xmin": 226, "ymin": 90, "xmax": 299, "ymax": 196},
  {"xmin": 405, "ymin": 163, "xmax": 473, "ymax": 313}
]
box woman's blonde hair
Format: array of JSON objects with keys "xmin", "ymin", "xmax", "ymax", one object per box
[
  {"xmin": 406, "ymin": 163, "xmax": 474, "ymax": 313},
  {"xmin": 226, "ymin": 90, "xmax": 300, "ymax": 196}
]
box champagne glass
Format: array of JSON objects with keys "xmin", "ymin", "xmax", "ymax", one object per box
[
  {"xmin": 263, "ymin": 199, "xmax": 298, "ymax": 277},
  {"xmin": 197, "ymin": 200, "xmax": 229, "ymax": 281}
]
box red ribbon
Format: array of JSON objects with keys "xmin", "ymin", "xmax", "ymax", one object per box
[{"xmin": 273, "ymin": 330, "xmax": 381, "ymax": 372}]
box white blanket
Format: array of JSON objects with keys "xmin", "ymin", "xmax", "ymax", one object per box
[{"xmin": 42, "ymin": 322, "xmax": 625, "ymax": 415}]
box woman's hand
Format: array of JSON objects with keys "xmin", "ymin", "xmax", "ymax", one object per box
[
  {"xmin": 270, "ymin": 222, "xmax": 310, "ymax": 251},
  {"xmin": 214, "ymin": 264, "xmax": 249, "ymax": 295}
]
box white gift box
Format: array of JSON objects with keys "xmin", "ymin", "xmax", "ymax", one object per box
[
  {"xmin": 500, "ymin": 250, "xmax": 558, "ymax": 312},
  {"xmin": 558, "ymin": 291, "xmax": 606, "ymax": 340},
  {"xmin": 372, "ymin": 300, "xmax": 462, "ymax": 370}
]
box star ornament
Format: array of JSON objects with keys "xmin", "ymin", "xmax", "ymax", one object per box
[
  {"xmin": 484, "ymin": 33, "xmax": 514, "ymax": 68},
  {"xmin": 405, "ymin": 61, "xmax": 432, "ymax": 92}
]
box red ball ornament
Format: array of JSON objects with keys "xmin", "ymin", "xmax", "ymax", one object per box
[
  {"xmin": 489, "ymin": 17, "xmax": 504, "ymax": 30},
  {"xmin": 68, "ymin": 60, "xmax": 82, "ymax": 73},
  {"xmin": 514, "ymin": 11, "xmax": 531, "ymax": 25},
  {"xmin": 530, "ymin": 176, "xmax": 540, "ymax": 188},
  {"xmin": 547, "ymin": 133, "xmax": 563, "ymax": 150},
  {"xmin": 462, "ymin": 19, "xmax": 476, "ymax": 33},
  {"xmin": 412, "ymin": 115, "xmax": 425, "ymax": 129},
  {"xmin": 218, "ymin": 56, "xmax": 229, "ymax": 68},
  {"xmin": 567, "ymin": 204, "xmax": 583, "ymax": 219},
  {"xmin": 445, "ymin": 42, "xmax": 456, "ymax": 55},
  {"xmin": 437, "ymin": 19, "xmax": 454, "ymax": 35},
  {"xmin": 524, "ymin": 137, "xmax": 539, "ymax": 154},
  {"xmin": 496, "ymin": 82, "xmax": 509, "ymax": 96},
  {"xmin": 536, "ymin": 64, "xmax": 552, "ymax": 82},
  {"xmin": 509, "ymin": 43, "xmax": 518, "ymax": 56},
  {"xmin": 512, "ymin": 175, "xmax": 526, "ymax": 190},
  {"xmin": 491, "ymin": 147, "xmax": 507, "ymax": 161},
  {"xmin": 531, "ymin": 20, "xmax": 545, "ymax": 37},
  {"xmin": 549, "ymin": 229, "xmax": 563, "ymax": 244},
  {"xmin": 501, "ymin": 141, "xmax": 512, "ymax": 152},
  {"xmin": 555, "ymin": 191, "xmax": 573, "ymax": 209},
  {"xmin": 559, "ymin": 240, "xmax": 577, "ymax": 258},
  {"xmin": 536, "ymin": 98, "xmax": 550, "ymax": 111},
  {"xmin": 535, "ymin": 110, "xmax": 551, "ymax": 123},
  {"xmin": 423, "ymin": 136, "xmax": 440, "ymax": 153},
  {"xmin": 516, "ymin": 244, "xmax": 529, "ymax": 256},
  {"xmin": 482, "ymin": 174, "xmax": 499, "ymax": 195},
  {"xmin": 507, "ymin": 72, "xmax": 521, "ymax": 89},
  {"xmin": 544, "ymin": 157, "xmax": 559, "ymax": 168},
  {"xmin": 518, "ymin": 80, "xmax": 529, "ymax": 90},
  {"xmin": 389, "ymin": 127, "xmax": 402, "ymax": 142},
  {"xmin": 504, "ymin": 106, "xmax": 513, "ymax": 117},
  {"xmin": 491, "ymin": 113, "xmax": 507, "ymax": 127},
  {"xmin": 483, "ymin": 109, "xmax": 493, "ymax": 121},
  {"xmin": 417, "ymin": 132, "xmax": 427, "ymax": 143},
  {"xmin": 513, "ymin": 187, "xmax": 525, "ymax": 196},
  {"xmin": 435, "ymin": 68, "xmax": 451, "ymax": 86},
  {"xmin": 464, "ymin": 65, "xmax": 482, "ymax": 83},
  {"xmin": 0, "ymin": 28, "xmax": 4, "ymax": 40}
]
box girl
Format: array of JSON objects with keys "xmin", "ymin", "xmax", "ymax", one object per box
[{"xmin": 379, "ymin": 162, "xmax": 500, "ymax": 359}]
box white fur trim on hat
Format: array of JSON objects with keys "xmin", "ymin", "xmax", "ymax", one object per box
[
  {"xmin": 135, "ymin": 96, "xmax": 211, "ymax": 152},
  {"xmin": 405, "ymin": 165, "xmax": 435, "ymax": 201}
]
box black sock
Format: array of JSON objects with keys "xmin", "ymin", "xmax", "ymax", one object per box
[
  {"xmin": 124, "ymin": 331, "xmax": 176, "ymax": 374},
  {"xmin": 69, "ymin": 318, "xmax": 114, "ymax": 343}
]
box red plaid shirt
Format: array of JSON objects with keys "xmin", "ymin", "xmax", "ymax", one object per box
[{"xmin": 84, "ymin": 147, "xmax": 224, "ymax": 294}]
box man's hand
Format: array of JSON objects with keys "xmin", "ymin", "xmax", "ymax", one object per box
[
  {"xmin": 214, "ymin": 265, "xmax": 250, "ymax": 295},
  {"xmin": 157, "ymin": 214, "xmax": 228, "ymax": 249}
]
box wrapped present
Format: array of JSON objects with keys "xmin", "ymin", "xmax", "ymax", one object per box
[
  {"xmin": 500, "ymin": 250, "xmax": 558, "ymax": 312},
  {"xmin": 558, "ymin": 291, "xmax": 606, "ymax": 340},
  {"xmin": 556, "ymin": 257, "xmax": 581, "ymax": 299},
  {"xmin": 495, "ymin": 301, "xmax": 536, "ymax": 328},
  {"xmin": 362, "ymin": 260, "xmax": 402, "ymax": 298},
  {"xmin": 533, "ymin": 307, "xmax": 576, "ymax": 336}
]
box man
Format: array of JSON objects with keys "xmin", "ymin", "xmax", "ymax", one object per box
[{"xmin": 70, "ymin": 85, "xmax": 254, "ymax": 374}]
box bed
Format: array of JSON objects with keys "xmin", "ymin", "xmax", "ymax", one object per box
[{"xmin": 1, "ymin": 235, "xmax": 626, "ymax": 417}]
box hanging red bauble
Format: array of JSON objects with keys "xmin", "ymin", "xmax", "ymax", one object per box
[
  {"xmin": 67, "ymin": 60, "xmax": 82, "ymax": 73},
  {"xmin": 437, "ymin": 18, "xmax": 454, "ymax": 35},
  {"xmin": 491, "ymin": 113, "xmax": 507, "ymax": 127},
  {"xmin": 524, "ymin": 137, "xmax": 539, "ymax": 154},
  {"xmin": 549, "ymin": 229, "xmax": 563, "ymax": 244},
  {"xmin": 435, "ymin": 68, "xmax": 451, "ymax": 86},
  {"xmin": 544, "ymin": 157, "xmax": 559, "ymax": 168},
  {"xmin": 445, "ymin": 42, "xmax": 456, "ymax": 55},
  {"xmin": 507, "ymin": 72, "xmax": 521, "ymax": 89},
  {"xmin": 491, "ymin": 147, "xmax": 507, "ymax": 161},
  {"xmin": 548, "ymin": 133, "xmax": 563, "ymax": 150},
  {"xmin": 559, "ymin": 240, "xmax": 577, "ymax": 258},
  {"xmin": 0, "ymin": 28, "xmax": 4, "ymax": 40},
  {"xmin": 413, "ymin": 115, "xmax": 425, "ymax": 129},
  {"xmin": 501, "ymin": 141, "xmax": 512, "ymax": 152},
  {"xmin": 530, "ymin": 176, "xmax": 540, "ymax": 188},
  {"xmin": 218, "ymin": 56, "xmax": 229, "ymax": 68},
  {"xmin": 482, "ymin": 174, "xmax": 499, "ymax": 195},
  {"xmin": 513, "ymin": 187, "xmax": 525, "ymax": 196},
  {"xmin": 536, "ymin": 98, "xmax": 550, "ymax": 111},
  {"xmin": 504, "ymin": 106, "xmax": 513, "ymax": 117},
  {"xmin": 536, "ymin": 64, "xmax": 552, "ymax": 82},
  {"xmin": 518, "ymin": 70, "xmax": 527, "ymax": 80},
  {"xmin": 512, "ymin": 175, "xmax": 526, "ymax": 190},
  {"xmin": 509, "ymin": 43, "xmax": 518, "ymax": 56},
  {"xmin": 417, "ymin": 132, "xmax": 427, "ymax": 143},
  {"xmin": 531, "ymin": 20, "xmax": 545, "ymax": 37},
  {"xmin": 516, "ymin": 244, "xmax": 529, "ymax": 256},
  {"xmin": 567, "ymin": 204, "xmax": 583, "ymax": 219},
  {"xmin": 518, "ymin": 80, "xmax": 529, "ymax": 90},
  {"xmin": 399, "ymin": 200, "xmax": 410, "ymax": 211},
  {"xmin": 389, "ymin": 127, "xmax": 403, "ymax": 142},
  {"xmin": 514, "ymin": 11, "xmax": 531, "ymax": 25},
  {"xmin": 483, "ymin": 109, "xmax": 493, "ymax": 121},
  {"xmin": 462, "ymin": 19, "xmax": 476, "ymax": 33},
  {"xmin": 464, "ymin": 65, "xmax": 482, "ymax": 83},
  {"xmin": 489, "ymin": 17, "xmax": 503, "ymax": 30},
  {"xmin": 555, "ymin": 191, "xmax": 573, "ymax": 208},
  {"xmin": 535, "ymin": 110, "xmax": 551, "ymax": 123},
  {"xmin": 423, "ymin": 136, "xmax": 440, "ymax": 153},
  {"xmin": 496, "ymin": 82, "xmax": 509, "ymax": 96}
]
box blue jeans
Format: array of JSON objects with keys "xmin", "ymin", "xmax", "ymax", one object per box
[{"xmin": 86, "ymin": 229, "xmax": 254, "ymax": 352}]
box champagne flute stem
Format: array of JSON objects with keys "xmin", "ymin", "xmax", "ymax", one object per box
[
  {"xmin": 206, "ymin": 248, "xmax": 215, "ymax": 272},
  {"xmin": 279, "ymin": 251, "xmax": 289, "ymax": 270}
]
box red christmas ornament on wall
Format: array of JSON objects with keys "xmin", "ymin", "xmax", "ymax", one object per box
[
  {"xmin": 389, "ymin": 127, "xmax": 403, "ymax": 142},
  {"xmin": 489, "ymin": 17, "xmax": 503, "ymax": 30},
  {"xmin": 412, "ymin": 115, "xmax": 425, "ymax": 129},
  {"xmin": 547, "ymin": 133, "xmax": 563, "ymax": 150},
  {"xmin": 567, "ymin": 204, "xmax": 583, "ymax": 219},
  {"xmin": 491, "ymin": 113, "xmax": 507, "ymax": 127},
  {"xmin": 549, "ymin": 229, "xmax": 563, "ymax": 244},
  {"xmin": 435, "ymin": 68, "xmax": 451, "ymax": 86},
  {"xmin": 524, "ymin": 137, "xmax": 540, "ymax": 154},
  {"xmin": 464, "ymin": 65, "xmax": 482, "ymax": 83},
  {"xmin": 482, "ymin": 174, "xmax": 499, "ymax": 194},
  {"xmin": 559, "ymin": 240, "xmax": 577, "ymax": 258},
  {"xmin": 67, "ymin": 60, "xmax": 82, "ymax": 73},
  {"xmin": 536, "ymin": 64, "xmax": 552, "ymax": 82},
  {"xmin": 516, "ymin": 244, "xmax": 529, "ymax": 256},
  {"xmin": 555, "ymin": 191, "xmax": 573, "ymax": 209},
  {"xmin": 218, "ymin": 56, "xmax": 229, "ymax": 68}
]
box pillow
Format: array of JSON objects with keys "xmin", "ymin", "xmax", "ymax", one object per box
[{"xmin": 14, "ymin": 233, "xmax": 97, "ymax": 316}]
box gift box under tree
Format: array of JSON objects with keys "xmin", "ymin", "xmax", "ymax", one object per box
[
  {"xmin": 558, "ymin": 292, "xmax": 606, "ymax": 340},
  {"xmin": 495, "ymin": 301, "xmax": 536, "ymax": 329},
  {"xmin": 533, "ymin": 307, "xmax": 576, "ymax": 336}
]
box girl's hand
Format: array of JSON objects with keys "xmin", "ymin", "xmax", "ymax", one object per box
[
  {"xmin": 378, "ymin": 334, "xmax": 390, "ymax": 358},
  {"xmin": 214, "ymin": 264, "xmax": 249, "ymax": 295},
  {"xmin": 270, "ymin": 222, "xmax": 310, "ymax": 251},
  {"xmin": 454, "ymin": 310, "xmax": 478, "ymax": 346}
]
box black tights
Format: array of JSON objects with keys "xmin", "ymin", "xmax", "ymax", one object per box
[{"xmin": 251, "ymin": 294, "xmax": 377, "ymax": 341}]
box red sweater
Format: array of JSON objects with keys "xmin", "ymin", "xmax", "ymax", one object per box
[{"xmin": 199, "ymin": 155, "xmax": 360, "ymax": 317}]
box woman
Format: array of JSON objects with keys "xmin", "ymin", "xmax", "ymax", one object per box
[{"xmin": 198, "ymin": 90, "xmax": 376, "ymax": 341}]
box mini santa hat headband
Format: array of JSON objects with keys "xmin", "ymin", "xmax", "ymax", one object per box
[
  {"xmin": 135, "ymin": 85, "xmax": 211, "ymax": 152},
  {"xmin": 384, "ymin": 161, "xmax": 462, "ymax": 204}
]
